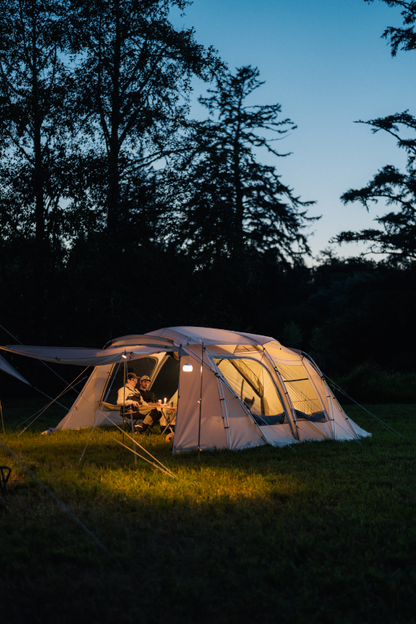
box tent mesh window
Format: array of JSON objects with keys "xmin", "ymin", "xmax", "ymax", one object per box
[
  {"xmin": 215, "ymin": 357, "xmax": 286, "ymax": 425},
  {"xmin": 274, "ymin": 363, "xmax": 326, "ymax": 422}
]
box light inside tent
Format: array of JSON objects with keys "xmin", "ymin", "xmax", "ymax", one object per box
[{"xmin": 182, "ymin": 359, "xmax": 193, "ymax": 372}]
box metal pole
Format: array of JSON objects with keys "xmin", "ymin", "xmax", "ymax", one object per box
[
  {"xmin": 197, "ymin": 344, "xmax": 204, "ymax": 470},
  {"xmin": 123, "ymin": 357, "xmax": 137, "ymax": 464}
]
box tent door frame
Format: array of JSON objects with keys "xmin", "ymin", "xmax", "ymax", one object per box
[{"xmin": 204, "ymin": 349, "xmax": 232, "ymax": 450}]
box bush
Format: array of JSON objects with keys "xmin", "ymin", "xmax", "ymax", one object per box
[{"xmin": 332, "ymin": 361, "xmax": 416, "ymax": 404}]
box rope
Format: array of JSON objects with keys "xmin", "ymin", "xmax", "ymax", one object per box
[
  {"xmin": 326, "ymin": 376, "xmax": 405, "ymax": 439},
  {"xmin": 112, "ymin": 438, "xmax": 177, "ymax": 479},
  {"xmin": 0, "ymin": 322, "xmax": 77, "ymax": 388},
  {"xmin": 0, "ymin": 437, "xmax": 117, "ymax": 561},
  {"xmin": 18, "ymin": 370, "xmax": 89, "ymax": 433}
]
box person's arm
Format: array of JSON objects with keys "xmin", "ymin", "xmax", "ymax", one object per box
[
  {"xmin": 137, "ymin": 390, "xmax": 148, "ymax": 406},
  {"xmin": 117, "ymin": 386, "xmax": 134, "ymax": 406}
]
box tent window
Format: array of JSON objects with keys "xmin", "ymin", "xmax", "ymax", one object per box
[
  {"xmin": 215, "ymin": 357, "xmax": 286, "ymax": 425},
  {"xmin": 274, "ymin": 363, "xmax": 326, "ymax": 422}
]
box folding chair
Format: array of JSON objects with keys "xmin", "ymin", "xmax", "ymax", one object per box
[
  {"xmin": 0, "ymin": 466, "xmax": 11, "ymax": 494},
  {"xmin": 98, "ymin": 401, "xmax": 142, "ymax": 436}
]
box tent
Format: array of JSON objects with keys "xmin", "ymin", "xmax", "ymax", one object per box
[{"xmin": 1, "ymin": 326, "xmax": 370, "ymax": 451}]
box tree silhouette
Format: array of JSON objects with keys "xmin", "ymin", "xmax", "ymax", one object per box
[
  {"xmin": 67, "ymin": 0, "xmax": 222, "ymax": 239},
  {"xmin": 161, "ymin": 66, "xmax": 317, "ymax": 267},
  {"xmin": 0, "ymin": 0, "xmax": 73, "ymax": 265},
  {"xmin": 337, "ymin": 1, "xmax": 416, "ymax": 264}
]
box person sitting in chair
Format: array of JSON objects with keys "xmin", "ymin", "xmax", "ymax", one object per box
[
  {"xmin": 138, "ymin": 375, "xmax": 156, "ymax": 403},
  {"xmin": 139, "ymin": 375, "xmax": 176, "ymax": 433},
  {"xmin": 117, "ymin": 373, "xmax": 160, "ymax": 434}
]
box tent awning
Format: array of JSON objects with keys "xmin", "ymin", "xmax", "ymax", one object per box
[
  {"xmin": 0, "ymin": 343, "xmax": 179, "ymax": 367},
  {"xmin": 0, "ymin": 354, "xmax": 31, "ymax": 385}
]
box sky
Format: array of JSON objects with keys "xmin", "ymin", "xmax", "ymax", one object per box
[{"xmin": 171, "ymin": 0, "xmax": 415, "ymax": 262}]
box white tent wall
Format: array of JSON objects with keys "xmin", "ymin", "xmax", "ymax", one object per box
[
  {"xmin": 56, "ymin": 364, "xmax": 120, "ymax": 431},
  {"xmin": 266, "ymin": 345, "xmax": 371, "ymax": 442},
  {"xmin": 174, "ymin": 344, "xmax": 266, "ymax": 452},
  {"xmin": 210, "ymin": 348, "xmax": 299, "ymax": 448}
]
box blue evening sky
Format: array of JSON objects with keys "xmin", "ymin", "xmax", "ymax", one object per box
[{"xmin": 172, "ymin": 0, "xmax": 414, "ymax": 261}]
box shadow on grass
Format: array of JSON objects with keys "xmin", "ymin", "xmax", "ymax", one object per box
[{"xmin": 0, "ymin": 405, "xmax": 415, "ymax": 624}]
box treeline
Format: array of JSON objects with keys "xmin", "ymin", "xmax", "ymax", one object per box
[{"xmin": 0, "ymin": 0, "xmax": 415, "ymax": 402}]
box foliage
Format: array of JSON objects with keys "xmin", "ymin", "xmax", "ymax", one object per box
[
  {"xmin": 0, "ymin": 0, "xmax": 74, "ymax": 285},
  {"xmin": 0, "ymin": 399, "xmax": 415, "ymax": 623},
  {"xmin": 302, "ymin": 255, "xmax": 416, "ymax": 375},
  {"xmin": 364, "ymin": 0, "xmax": 416, "ymax": 56},
  {"xmin": 336, "ymin": 1, "xmax": 416, "ymax": 263},
  {"xmin": 66, "ymin": 0, "xmax": 222, "ymax": 238},
  {"xmin": 332, "ymin": 361, "xmax": 416, "ymax": 403},
  {"xmin": 160, "ymin": 66, "xmax": 317, "ymax": 266},
  {"xmin": 336, "ymin": 112, "xmax": 416, "ymax": 264}
]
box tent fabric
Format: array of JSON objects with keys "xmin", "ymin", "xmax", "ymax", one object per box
[
  {"xmin": 1, "ymin": 327, "xmax": 371, "ymax": 451},
  {"xmin": 0, "ymin": 354, "xmax": 30, "ymax": 385},
  {"xmin": 0, "ymin": 341, "xmax": 178, "ymax": 366}
]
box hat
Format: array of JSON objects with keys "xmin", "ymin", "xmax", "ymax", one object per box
[
  {"xmin": 127, "ymin": 373, "xmax": 139, "ymax": 380},
  {"xmin": 140, "ymin": 375, "xmax": 150, "ymax": 382}
]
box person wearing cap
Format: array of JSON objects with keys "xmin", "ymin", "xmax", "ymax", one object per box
[
  {"xmin": 138, "ymin": 375, "xmax": 157, "ymax": 403},
  {"xmin": 138, "ymin": 375, "xmax": 175, "ymax": 433},
  {"xmin": 117, "ymin": 372, "xmax": 159, "ymax": 433}
]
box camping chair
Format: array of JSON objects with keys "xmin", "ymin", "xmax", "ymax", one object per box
[
  {"xmin": 98, "ymin": 401, "xmax": 143, "ymax": 436},
  {"xmin": 0, "ymin": 466, "xmax": 11, "ymax": 494}
]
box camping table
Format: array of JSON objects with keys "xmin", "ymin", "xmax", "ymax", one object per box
[{"xmin": 147, "ymin": 403, "xmax": 176, "ymax": 432}]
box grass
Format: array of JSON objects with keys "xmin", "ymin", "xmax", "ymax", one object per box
[{"xmin": 0, "ymin": 397, "xmax": 415, "ymax": 624}]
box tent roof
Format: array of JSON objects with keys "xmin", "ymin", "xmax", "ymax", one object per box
[
  {"xmin": 0, "ymin": 327, "xmax": 291, "ymax": 367},
  {"xmin": 147, "ymin": 326, "xmax": 279, "ymax": 347}
]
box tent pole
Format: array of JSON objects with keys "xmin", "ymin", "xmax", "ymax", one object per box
[
  {"xmin": 123, "ymin": 356, "xmax": 137, "ymax": 464},
  {"xmin": 197, "ymin": 344, "xmax": 204, "ymax": 470}
]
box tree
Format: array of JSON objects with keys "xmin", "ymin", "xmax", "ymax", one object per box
[
  {"xmin": 0, "ymin": 0, "xmax": 73, "ymax": 267},
  {"xmin": 336, "ymin": 1, "xmax": 416, "ymax": 264},
  {"xmin": 160, "ymin": 66, "xmax": 317, "ymax": 267},
  {"xmin": 337, "ymin": 111, "xmax": 416, "ymax": 263},
  {"xmin": 364, "ymin": 0, "xmax": 416, "ymax": 56},
  {"xmin": 67, "ymin": 0, "xmax": 222, "ymax": 239}
]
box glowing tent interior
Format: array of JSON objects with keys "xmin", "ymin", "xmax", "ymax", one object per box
[{"xmin": 1, "ymin": 326, "xmax": 370, "ymax": 452}]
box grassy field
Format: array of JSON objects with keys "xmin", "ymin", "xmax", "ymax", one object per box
[{"xmin": 0, "ymin": 397, "xmax": 415, "ymax": 624}]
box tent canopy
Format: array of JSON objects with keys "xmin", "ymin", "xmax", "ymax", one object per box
[
  {"xmin": 0, "ymin": 353, "xmax": 30, "ymax": 385},
  {"xmin": 0, "ymin": 326, "xmax": 370, "ymax": 452}
]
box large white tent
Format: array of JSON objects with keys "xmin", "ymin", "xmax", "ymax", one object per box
[{"xmin": 1, "ymin": 326, "xmax": 370, "ymax": 452}]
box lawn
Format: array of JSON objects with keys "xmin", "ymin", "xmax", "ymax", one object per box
[{"xmin": 0, "ymin": 398, "xmax": 415, "ymax": 624}]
